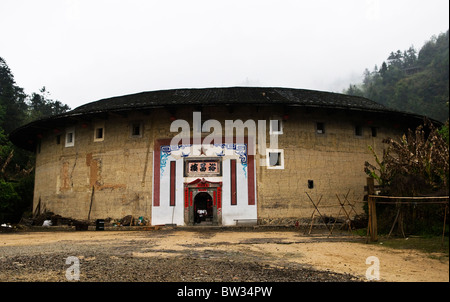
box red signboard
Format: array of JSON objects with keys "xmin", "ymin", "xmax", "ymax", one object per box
[{"xmin": 185, "ymin": 159, "xmax": 221, "ymax": 177}]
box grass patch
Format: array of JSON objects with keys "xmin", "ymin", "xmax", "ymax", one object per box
[
  {"xmin": 352, "ymin": 228, "xmax": 449, "ymax": 261},
  {"xmin": 375, "ymin": 235, "xmax": 449, "ymax": 261}
]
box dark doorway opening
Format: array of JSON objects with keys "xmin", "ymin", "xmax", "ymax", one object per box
[{"xmin": 194, "ymin": 192, "xmax": 213, "ymax": 225}]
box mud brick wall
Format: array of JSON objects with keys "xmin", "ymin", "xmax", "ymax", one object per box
[
  {"xmin": 34, "ymin": 110, "xmax": 157, "ymax": 220},
  {"xmin": 256, "ymin": 108, "xmax": 400, "ymax": 224},
  {"xmin": 33, "ymin": 105, "xmax": 404, "ymax": 224}
]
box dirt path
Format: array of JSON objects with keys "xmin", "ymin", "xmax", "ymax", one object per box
[{"xmin": 1, "ymin": 228, "xmax": 448, "ymax": 282}]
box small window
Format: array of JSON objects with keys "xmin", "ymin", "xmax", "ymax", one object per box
[
  {"xmin": 270, "ymin": 118, "xmax": 283, "ymax": 134},
  {"xmin": 93, "ymin": 122, "xmax": 105, "ymax": 142},
  {"xmin": 130, "ymin": 122, "xmax": 143, "ymax": 137},
  {"xmin": 56, "ymin": 135, "xmax": 61, "ymax": 145},
  {"xmin": 65, "ymin": 128, "xmax": 75, "ymax": 147},
  {"xmin": 316, "ymin": 122, "xmax": 325, "ymax": 134},
  {"xmin": 94, "ymin": 127, "xmax": 104, "ymax": 141},
  {"xmin": 66, "ymin": 133, "xmax": 73, "ymax": 144},
  {"xmin": 355, "ymin": 125, "xmax": 363, "ymax": 137},
  {"xmin": 371, "ymin": 127, "xmax": 378, "ymax": 137},
  {"xmin": 266, "ymin": 149, "xmax": 284, "ymax": 169}
]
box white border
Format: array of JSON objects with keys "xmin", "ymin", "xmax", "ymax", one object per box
[
  {"xmin": 65, "ymin": 127, "xmax": 75, "ymax": 147},
  {"xmin": 266, "ymin": 148, "xmax": 284, "ymax": 169}
]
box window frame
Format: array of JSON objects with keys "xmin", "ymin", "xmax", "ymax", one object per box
[
  {"xmin": 130, "ymin": 121, "xmax": 143, "ymax": 138},
  {"xmin": 94, "ymin": 123, "xmax": 105, "ymax": 142},
  {"xmin": 266, "ymin": 148, "xmax": 284, "ymax": 170},
  {"xmin": 65, "ymin": 128, "xmax": 75, "ymax": 147},
  {"xmin": 354, "ymin": 125, "xmax": 363, "ymax": 137},
  {"xmin": 315, "ymin": 122, "xmax": 325, "ymax": 135}
]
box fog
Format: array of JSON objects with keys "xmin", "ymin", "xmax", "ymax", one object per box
[{"xmin": 0, "ymin": 0, "xmax": 448, "ymax": 109}]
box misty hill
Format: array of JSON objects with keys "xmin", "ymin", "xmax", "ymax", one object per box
[{"xmin": 344, "ymin": 30, "xmax": 449, "ymax": 123}]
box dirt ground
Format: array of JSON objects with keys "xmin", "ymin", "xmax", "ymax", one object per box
[{"xmin": 0, "ymin": 227, "xmax": 448, "ymax": 282}]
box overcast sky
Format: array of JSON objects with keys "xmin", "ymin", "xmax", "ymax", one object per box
[{"xmin": 1, "ymin": 0, "xmax": 449, "ymax": 109}]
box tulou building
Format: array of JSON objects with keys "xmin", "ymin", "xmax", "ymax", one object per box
[{"xmin": 9, "ymin": 87, "xmax": 429, "ymax": 226}]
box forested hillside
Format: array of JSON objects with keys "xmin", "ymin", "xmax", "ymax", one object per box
[
  {"xmin": 344, "ymin": 30, "xmax": 449, "ymax": 123},
  {"xmin": 1, "ymin": 56, "xmax": 70, "ymax": 223}
]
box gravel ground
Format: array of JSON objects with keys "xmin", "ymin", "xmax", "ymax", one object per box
[
  {"xmin": 1, "ymin": 253, "xmax": 357, "ymax": 282},
  {"xmin": 0, "ymin": 227, "xmax": 360, "ymax": 282}
]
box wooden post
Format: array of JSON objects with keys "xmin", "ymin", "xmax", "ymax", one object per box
[
  {"xmin": 88, "ymin": 186, "xmax": 95, "ymax": 221},
  {"xmin": 442, "ymin": 203, "xmax": 448, "ymax": 248},
  {"xmin": 367, "ymin": 177, "xmax": 378, "ymax": 242}
]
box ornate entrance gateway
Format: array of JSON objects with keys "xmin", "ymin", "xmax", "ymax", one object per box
[
  {"xmin": 152, "ymin": 138, "xmax": 256, "ymax": 226},
  {"xmin": 184, "ymin": 178, "xmax": 222, "ymax": 225}
]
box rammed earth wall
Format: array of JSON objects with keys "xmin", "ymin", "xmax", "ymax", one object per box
[{"xmin": 33, "ymin": 104, "xmax": 404, "ymax": 225}]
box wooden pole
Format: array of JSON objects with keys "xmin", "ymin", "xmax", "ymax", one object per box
[
  {"xmin": 387, "ymin": 207, "xmax": 401, "ymax": 239},
  {"xmin": 306, "ymin": 195, "xmax": 322, "ymax": 235},
  {"xmin": 442, "ymin": 203, "xmax": 448, "ymax": 248},
  {"xmin": 367, "ymin": 178, "xmax": 378, "ymax": 242},
  {"xmin": 305, "ymin": 193, "xmax": 330, "ymax": 232},
  {"xmin": 88, "ymin": 186, "xmax": 95, "ymax": 221}
]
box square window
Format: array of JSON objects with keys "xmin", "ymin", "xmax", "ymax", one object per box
[
  {"xmin": 130, "ymin": 122, "xmax": 143, "ymax": 137},
  {"xmin": 269, "ymin": 152, "xmax": 281, "ymax": 166},
  {"xmin": 355, "ymin": 125, "xmax": 363, "ymax": 137},
  {"xmin": 132, "ymin": 124, "xmax": 140, "ymax": 136},
  {"xmin": 266, "ymin": 149, "xmax": 284, "ymax": 169},
  {"xmin": 316, "ymin": 122, "xmax": 325, "ymax": 134}
]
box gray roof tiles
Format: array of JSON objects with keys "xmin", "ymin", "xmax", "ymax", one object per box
[
  {"xmin": 69, "ymin": 87, "xmax": 387, "ymax": 114},
  {"xmin": 9, "ymin": 86, "xmax": 429, "ymax": 151}
]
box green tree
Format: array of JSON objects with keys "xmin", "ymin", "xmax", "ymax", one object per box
[
  {"xmin": 0, "ymin": 57, "xmax": 27, "ymax": 133},
  {"xmin": 343, "ymin": 30, "xmax": 449, "ymax": 123},
  {"xmin": 0, "ymin": 56, "xmax": 70, "ymax": 223},
  {"xmin": 27, "ymin": 86, "xmax": 70, "ymax": 121}
]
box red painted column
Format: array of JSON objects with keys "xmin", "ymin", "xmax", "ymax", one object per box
[
  {"xmin": 231, "ymin": 159, "xmax": 237, "ymax": 205},
  {"xmin": 170, "ymin": 161, "xmax": 176, "ymax": 206},
  {"xmin": 247, "ymin": 154, "xmax": 255, "ymax": 205}
]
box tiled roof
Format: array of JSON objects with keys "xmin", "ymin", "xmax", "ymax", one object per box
[
  {"xmin": 9, "ymin": 86, "xmax": 430, "ymax": 151},
  {"xmin": 69, "ymin": 87, "xmax": 388, "ymax": 114}
]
